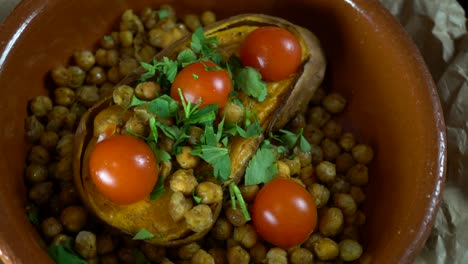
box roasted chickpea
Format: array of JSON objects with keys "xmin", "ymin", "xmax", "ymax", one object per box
[
  {"xmin": 169, "ymin": 191, "xmax": 193, "ymax": 222},
  {"xmin": 250, "ymin": 243, "xmax": 267, "ymax": 263},
  {"xmin": 289, "ymin": 248, "xmax": 314, "ymax": 264},
  {"xmin": 60, "ymin": 205, "xmax": 87, "ymax": 232},
  {"xmin": 135, "ymin": 81, "xmax": 161, "ymax": 100},
  {"xmin": 227, "ymin": 245, "xmax": 250, "ymax": 264},
  {"xmin": 75, "ymin": 231, "xmax": 97, "ymax": 259},
  {"xmin": 58, "ymin": 183, "xmax": 79, "ymax": 208},
  {"xmin": 333, "ymin": 193, "xmax": 357, "ymax": 216},
  {"xmin": 140, "ymin": 243, "xmax": 166, "ymax": 262},
  {"xmin": 266, "ymin": 248, "xmax": 287, "ymax": 264},
  {"xmin": 51, "ymin": 65, "xmax": 71, "ymax": 87},
  {"xmin": 303, "ymin": 124, "xmax": 324, "ymax": 145},
  {"xmin": 299, "ymin": 165, "xmax": 316, "ymax": 187},
  {"xmin": 239, "ymin": 185, "xmax": 259, "ymax": 203},
  {"xmin": 310, "ymin": 144, "xmax": 324, "ymax": 165},
  {"xmin": 169, "ymin": 169, "xmax": 198, "ymax": 195},
  {"xmin": 321, "ymin": 138, "xmax": 341, "ymax": 161},
  {"xmin": 26, "ymin": 163, "xmax": 48, "ymax": 183},
  {"xmin": 283, "ymin": 156, "xmax": 301, "ymax": 176},
  {"xmin": 314, "ymin": 238, "xmax": 339, "ymax": 261},
  {"xmin": 196, "ymin": 182, "xmax": 223, "ymax": 204},
  {"xmin": 86, "ymin": 66, "xmax": 107, "ymax": 85},
  {"xmin": 124, "ymin": 115, "xmax": 147, "ymax": 136},
  {"xmin": 308, "ymin": 183, "xmax": 330, "ymax": 208},
  {"xmin": 319, "ymin": 207, "xmax": 344, "ymax": 237},
  {"xmin": 350, "ymin": 186, "xmax": 366, "ymax": 204},
  {"xmin": 117, "ymin": 247, "xmax": 137, "ymax": 263},
  {"xmin": 209, "ymin": 247, "xmax": 227, "ymax": 264},
  {"xmin": 310, "ymin": 86, "xmax": 326, "ymax": 105},
  {"xmin": 339, "ymin": 239, "xmax": 363, "ymax": 261},
  {"xmin": 339, "ymin": 132, "xmax": 356, "ymax": 152},
  {"xmin": 119, "ymin": 30, "xmax": 134, "ymax": 47},
  {"xmin": 41, "ymin": 217, "xmax": 63, "ymax": 237},
  {"xmin": 28, "ymin": 145, "xmax": 50, "ymax": 165},
  {"xmin": 346, "ymin": 164, "xmax": 369, "ymax": 186},
  {"xmin": 233, "ymin": 224, "xmax": 258, "ymax": 249},
  {"xmin": 25, "ymin": 115, "xmax": 45, "ymax": 143},
  {"xmin": 96, "ymin": 234, "xmax": 115, "ymax": 255},
  {"xmin": 302, "ymin": 233, "xmax": 324, "ymax": 251},
  {"xmin": 67, "ymin": 66, "xmax": 86, "ymax": 88},
  {"xmin": 322, "ymin": 119, "xmax": 342, "ymax": 140},
  {"xmin": 192, "ymin": 249, "xmax": 215, "ymax": 264},
  {"xmin": 54, "ymin": 156, "xmax": 73, "ymax": 181},
  {"xmin": 74, "ymin": 50, "xmax": 95, "ymax": 71},
  {"xmin": 56, "ymin": 134, "xmax": 74, "ymax": 157},
  {"xmin": 308, "ymin": 106, "xmax": 330, "ymax": 127},
  {"xmin": 76, "ymin": 85, "xmax": 100, "ymax": 107},
  {"xmin": 221, "ymin": 101, "xmax": 244, "ymax": 124},
  {"xmin": 113, "ymin": 85, "xmax": 134, "ymax": 108},
  {"xmin": 352, "ymin": 144, "xmax": 374, "ymax": 164},
  {"xmin": 335, "ymin": 152, "xmax": 355, "ymax": 173},
  {"xmin": 201, "ymin": 11, "xmax": 216, "ymax": 26},
  {"xmin": 322, "ymin": 93, "xmax": 346, "ymax": 114},
  {"xmin": 176, "ymin": 146, "xmax": 201, "ymax": 169},
  {"xmin": 225, "ymin": 201, "xmax": 248, "ymax": 227},
  {"xmin": 107, "ymin": 66, "xmax": 121, "ymax": 83},
  {"xmin": 184, "ymin": 14, "xmax": 201, "ymax": 31},
  {"xmin": 316, "ymin": 161, "xmax": 336, "ymax": 183},
  {"xmin": 119, "ymin": 57, "xmax": 139, "ymax": 76},
  {"xmin": 330, "ymin": 177, "xmax": 351, "ymax": 194},
  {"xmin": 179, "ymin": 242, "xmax": 201, "ymax": 260},
  {"xmin": 185, "ymin": 204, "xmax": 214, "ymax": 232},
  {"xmin": 276, "ymin": 160, "xmax": 291, "ymax": 178},
  {"xmin": 30, "ymin": 96, "xmax": 53, "ymax": 117}
]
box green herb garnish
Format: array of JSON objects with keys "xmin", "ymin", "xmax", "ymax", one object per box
[
  {"xmin": 157, "ymin": 9, "xmax": 169, "ymax": 20},
  {"xmin": 192, "ymin": 145, "xmax": 231, "ymax": 182},
  {"xmin": 191, "ymin": 27, "xmax": 222, "ymax": 64},
  {"xmin": 147, "ymin": 95, "xmax": 179, "ymax": 118},
  {"xmin": 177, "ymin": 49, "xmax": 198, "ymax": 67},
  {"xmin": 133, "ymin": 228, "xmax": 155, "ymax": 240},
  {"xmin": 244, "ymin": 140, "xmax": 278, "ymax": 185},
  {"xmin": 277, "ymin": 128, "xmax": 311, "ymax": 152},
  {"xmin": 235, "ymin": 67, "xmax": 267, "ymax": 102},
  {"xmin": 48, "ymin": 239, "xmax": 86, "ymax": 264},
  {"xmin": 26, "ymin": 204, "xmax": 39, "ymax": 226},
  {"xmin": 229, "ymin": 182, "xmax": 251, "ymax": 221},
  {"xmin": 193, "ymin": 191, "xmax": 202, "ymax": 204}
]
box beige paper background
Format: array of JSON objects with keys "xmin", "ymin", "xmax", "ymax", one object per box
[
  {"xmin": 379, "ymin": 0, "xmax": 468, "ymax": 263},
  {"xmin": 0, "ymin": 0, "xmax": 467, "ymax": 263}
]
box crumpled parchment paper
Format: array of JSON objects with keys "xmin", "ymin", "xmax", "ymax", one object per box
[{"xmin": 379, "ymin": 0, "xmax": 468, "ymax": 263}]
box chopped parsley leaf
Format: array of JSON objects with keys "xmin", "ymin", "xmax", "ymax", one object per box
[
  {"xmin": 133, "ymin": 228, "xmax": 155, "ymax": 240},
  {"xmin": 244, "ymin": 140, "xmax": 278, "ymax": 185},
  {"xmin": 235, "ymin": 67, "xmax": 267, "ymax": 102},
  {"xmin": 48, "ymin": 238, "xmax": 86, "ymax": 264},
  {"xmin": 191, "ymin": 145, "xmax": 231, "ymax": 182}
]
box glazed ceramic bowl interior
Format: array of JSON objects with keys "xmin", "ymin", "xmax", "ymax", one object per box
[{"xmin": 0, "ymin": 0, "xmax": 446, "ymax": 263}]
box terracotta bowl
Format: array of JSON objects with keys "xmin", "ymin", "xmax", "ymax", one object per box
[{"xmin": 0, "ymin": 0, "xmax": 446, "ymax": 263}]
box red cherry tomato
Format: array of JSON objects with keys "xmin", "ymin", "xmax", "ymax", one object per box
[
  {"xmin": 171, "ymin": 61, "xmax": 232, "ymax": 108},
  {"xmin": 89, "ymin": 134, "xmax": 158, "ymax": 205},
  {"xmin": 240, "ymin": 26, "xmax": 302, "ymax": 82},
  {"xmin": 252, "ymin": 178, "xmax": 317, "ymax": 249}
]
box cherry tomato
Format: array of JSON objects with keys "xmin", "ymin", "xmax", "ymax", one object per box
[
  {"xmin": 240, "ymin": 26, "xmax": 302, "ymax": 82},
  {"xmin": 89, "ymin": 134, "xmax": 158, "ymax": 205},
  {"xmin": 252, "ymin": 178, "xmax": 317, "ymax": 249},
  {"xmin": 171, "ymin": 61, "xmax": 232, "ymax": 108}
]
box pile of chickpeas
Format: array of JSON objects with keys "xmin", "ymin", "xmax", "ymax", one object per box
[{"xmin": 24, "ymin": 5, "xmax": 373, "ymax": 263}]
